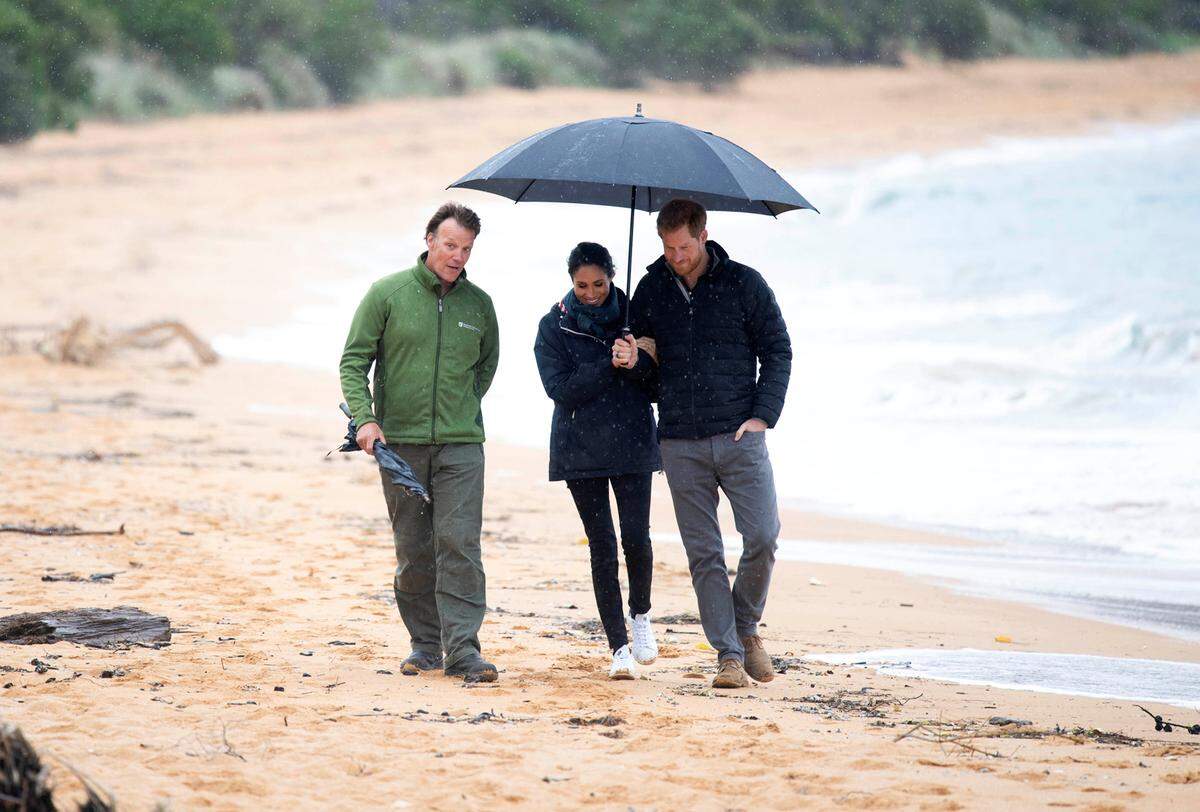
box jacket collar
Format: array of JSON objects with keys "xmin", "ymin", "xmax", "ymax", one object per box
[
  {"xmin": 646, "ymin": 240, "xmax": 730, "ymax": 282},
  {"xmin": 554, "ymin": 287, "xmax": 628, "ymax": 332},
  {"xmin": 414, "ymin": 251, "xmax": 466, "ymax": 292}
]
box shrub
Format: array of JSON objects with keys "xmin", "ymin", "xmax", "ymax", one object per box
[
  {"xmin": 108, "ymin": 0, "xmax": 233, "ymax": 77},
  {"xmin": 621, "ymin": 0, "xmax": 765, "ymax": 88},
  {"xmin": 914, "ymin": 0, "xmax": 992, "ymax": 59},
  {"xmin": 0, "ymin": 0, "xmax": 111, "ymax": 140},
  {"xmin": 362, "ymin": 29, "xmax": 606, "ymax": 97},
  {"xmin": 0, "ymin": 43, "xmax": 38, "ymax": 142},
  {"xmin": 85, "ymin": 53, "xmax": 203, "ymax": 121},
  {"xmin": 211, "ymin": 64, "xmax": 274, "ymax": 110},
  {"xmin": 302, "ymin": 0, "xmax": 388, "ymax": 102},
  {"xmin": 255, "ymin": 40, "xmax": 329, "ymax": 108}
]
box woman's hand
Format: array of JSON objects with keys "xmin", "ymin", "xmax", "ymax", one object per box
[{"xmin": 611, "ymin": 335, "xmax": 638, "ymax": 369}]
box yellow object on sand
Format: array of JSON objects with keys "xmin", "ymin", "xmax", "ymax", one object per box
[
  {"xmin": 696, "ymin": 642, "xmax": 714, "ymax": 652},
  {"xmin": 994, "ymin": 635, "xmax": 1013, "ymax": 643},
  {"xmin": 577, "ymin": 537, "xmax": 589, "ymax": 545}
]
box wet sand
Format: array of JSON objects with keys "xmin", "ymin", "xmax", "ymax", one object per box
[{"xmin": 3, "ymin": 52, "xmax": 1200, "ymax": 809}]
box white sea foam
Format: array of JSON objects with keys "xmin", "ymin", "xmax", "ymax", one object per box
[{"xmin": 809, "ymin": 649, "xmax": 1200, "ymax": 710}]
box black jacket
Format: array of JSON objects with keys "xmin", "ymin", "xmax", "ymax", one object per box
[
  {"xmin": 629, "ymin": 241, "xmax": 791, "ymax": 440},
  {"xmin": 534, "ymin": 289, "xmax": 662, "ymax": 481}
]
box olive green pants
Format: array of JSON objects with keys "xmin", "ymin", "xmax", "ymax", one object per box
[{"xmin": 381, "ymin": 443, "xmax": 485, "ymax": 669}]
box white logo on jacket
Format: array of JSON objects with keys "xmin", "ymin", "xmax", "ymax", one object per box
[{"xmin": 458, "ymin": 321, "xmax": 481, "ymax": 333}]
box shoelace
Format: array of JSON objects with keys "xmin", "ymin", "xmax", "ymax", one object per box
[{"xmin": 631, "ymin": 617, "xmax": 653, "ymax": 650}]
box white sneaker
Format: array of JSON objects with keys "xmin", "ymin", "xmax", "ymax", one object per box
[
  {"xmin": 630, "ymin": 613, "xmax": 658, "ymax": 665},
  {"xmin": 608, "ymin": 644, "xmax": 637, "ymax": 680}
]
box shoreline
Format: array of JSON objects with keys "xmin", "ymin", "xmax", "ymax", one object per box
[{"xmin": 3, "ymin": 52, "xmax": 1200, "ymax": 809}]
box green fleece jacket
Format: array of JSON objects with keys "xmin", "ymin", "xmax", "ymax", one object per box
[{"xmin": 339, "ymin": 254, "xmax": 499, "ymax": 444}]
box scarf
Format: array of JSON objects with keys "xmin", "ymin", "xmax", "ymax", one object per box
[{"xmin": 564, "ymin": 287, "xmax": 622, "ymax": 341}]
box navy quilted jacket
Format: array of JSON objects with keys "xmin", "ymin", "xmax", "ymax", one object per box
[
  {"xmin": 629, "ymin": 241, "xmax": 791, "ymax": 440},
  {"xmin": 533, "ymin": 288, "xmax": 661, "ymax": 481}
]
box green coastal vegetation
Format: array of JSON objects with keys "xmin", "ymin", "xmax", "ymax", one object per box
[{"xmin": 3, "ymin": 0, "xmax": 1199, "ymax": 143}]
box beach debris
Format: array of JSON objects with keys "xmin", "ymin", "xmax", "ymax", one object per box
[
  {"xmin": 1, "ymin": 524, "xmax": 125, "ymax": 538},
  {"xmin": 566, "ymin": 619, "xmax": 603, "ymax": 636},
  {"xmin": 771, "ymin": 656, "xmax": 808, "ymax": 674},
  {"xmin": 566, "ymin": 715, "xmax": 623, "ymax": 727},
  {"xmin": 696, "ymin": 642, "xmax": 714, "ymax": 652},
  {"xmin": 895, "ymin": 723, "xmax": 1006, "ymax": 758},
  {"xmin": 331, "ymin": 403, "xmax": 430, "ymax": 503},
  {"xmin": 0, "ymin": 722, "xmax": 116, "ymax": 811},
  {"xmin": 993, "ymin": 635, "xmax": 1013, "ymax": 644},
  {"xmin": 0, "ymin": 723, "xmax": 55, "ymax": 811},
  {"xmin": 34, "ymin": 317, "xmax": 218, "ymax": 367},
  {"xmin": 41, "ymin": 572, "xmax": 119, "ymax": 583},
  {"xmin": 1136, "ymin": 705, "xmax": 1200, "ymax": 735},
  {"xmin": 30, "ymin": 659, "xmax": 57, "ymax": 674},
  {"xmin": 808, "ymin": 577, "xmax": 825, "ymax": 586},
  {"xmin": 0, "ymin": 606, "xmax": 172, "ymax": 649},
  {"xmin": 654, "ymin": 612, "xmax": 702, "ymax": 625},
  {"xmin": 791, "ymin": 688, "xmax": 910, "ymax": 720},
  {"xmin": 99, "ymin": 669, "xmax": 125, "ymax": 679},
  {"xmin": 987, "ymin": 717, "xmax": 1032, "ymax": 727},
  {"xmin": 328, "ymin": 640, "xmax": 356, "ymax": 646}
]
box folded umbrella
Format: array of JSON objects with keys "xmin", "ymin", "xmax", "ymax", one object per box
[{"xmin": 332, "ymin": 403, "xmax": 430, "ymax": 504}]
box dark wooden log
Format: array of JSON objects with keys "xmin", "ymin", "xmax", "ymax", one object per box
[
  {"xmin": 0, "ymin": 525, "xmax": 125, "ymax": 537},
  {"xmin": 0, "ymin": 607, "xmax": 171, "ymax": 649}
]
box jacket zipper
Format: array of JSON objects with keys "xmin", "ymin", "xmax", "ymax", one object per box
[
  {"xmin": 431, "ymin": 296, "xmax": 444, "ymax": 442},
  {"xmin": 681, "ymin": 279, "xmax": 697, "ymax": 433},
  {"xmin": 560, "ymin": 317, "xmax": 607, "ymax": 422},
  {"xmin": 558, "ymin": 322, "xmax": 609, "ymax": 346}
]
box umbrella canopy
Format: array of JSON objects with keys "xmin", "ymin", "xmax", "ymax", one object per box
[
  {"xmin": 449, "ymin": 106, "xmax": 816, "ymax": 329},
  {"xmin": 332, "ymin": 403, "xmax": 430, "ymax": 503},
  {"xmin": 450, "ymin": 110, "xmax": 816, "ymax": 217}
]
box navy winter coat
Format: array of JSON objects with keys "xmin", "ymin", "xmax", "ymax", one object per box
[
  {"xmin": 534, "ymin": 289, "xmax": 661, "ymax": 482},
  {"xmin": 629, "ymin": 240, "xmax": 791, "ymax": 440}
]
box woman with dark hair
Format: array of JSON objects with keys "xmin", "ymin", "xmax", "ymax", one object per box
[{"xmin": 533, "ymin": 241, "xmax": 661, "ymax": 679}]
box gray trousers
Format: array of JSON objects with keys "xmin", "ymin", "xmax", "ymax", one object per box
[
  {"xmin": 381, "ymin": 443, "xmax": 485, "ymax": 670},
  {"xmin": 660, "ymin": 431, "xmax": 780, "ymax": 663}
]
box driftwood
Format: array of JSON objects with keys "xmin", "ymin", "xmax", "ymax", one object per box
[
  {"xmin": 0, "ymin": 607, "xmax": 171, "ymax": 649},
  {"xmin": 0, "ymin": 723, "xmax": 54, "ymax": 811},
  {"xmin": 0, "ymin": 525, "xmax": 125, "ymax": 538},
  {"xmin": 41, "ymin": 573, "xmax": 119, "ymax": 583},
  {"xmin": 0, "ymin": 723, "xmax": 114, "ymax": 811},
  {"xmin": 16, "ymin": 317, "xmax": 220, "ymax": 367}
]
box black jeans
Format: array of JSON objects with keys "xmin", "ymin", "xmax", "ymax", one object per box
[{"xmin": 566, "ymin": 473, "xmax": 654, "ymax": 651}]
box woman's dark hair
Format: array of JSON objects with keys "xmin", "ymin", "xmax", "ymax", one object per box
[{"xmin": 567, "ymin": 242, "xmax": 615, "ymax": 279}]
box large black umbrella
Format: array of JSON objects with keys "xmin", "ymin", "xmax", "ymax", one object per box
[{"xmin": 449, "ymin": 105, "xmax": 817, "ymax": 329}]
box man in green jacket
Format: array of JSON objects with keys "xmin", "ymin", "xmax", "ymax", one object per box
[{"xmin": 340, "ymin": 202, "xmax": 500, "ymax": 682}]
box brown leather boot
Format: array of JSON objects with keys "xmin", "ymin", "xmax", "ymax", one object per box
[
  {"xmin": 711, "ymin": 658, "xmax": 749, "ymax": 689},
  {"xmin": 741, "ymin": 635, "xmax": 775, "ymax": 683}
]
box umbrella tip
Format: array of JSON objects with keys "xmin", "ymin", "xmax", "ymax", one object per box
[{"xmin": 635, "ymin": 102, "xmax": 643, "ymax": 117}]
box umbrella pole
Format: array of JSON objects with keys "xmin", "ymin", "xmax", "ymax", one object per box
[{"xmin": 623, "ymin": 184, "xmax": 636, "ymax": 333}]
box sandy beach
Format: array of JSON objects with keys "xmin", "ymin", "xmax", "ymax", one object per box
[{"xmin": 3, "ymin": 52, "xmax": 1200, "ymax": 809}]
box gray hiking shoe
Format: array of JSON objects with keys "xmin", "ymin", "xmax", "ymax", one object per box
[
  {"xmin": 444, "ymin": 653, "xmax": 498, "ymax": 683},
  {"xmin": 400, "ymin": 650, "xmax": 443, "ymax": 676}
]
